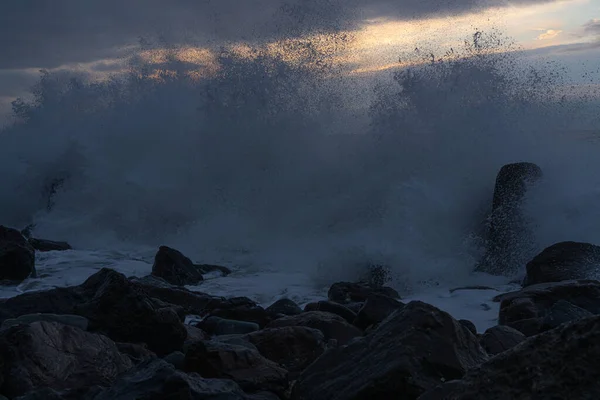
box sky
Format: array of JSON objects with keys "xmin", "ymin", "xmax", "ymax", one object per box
[{"xmin": 0, "ymin": 0, "xmax": 598, "ymax": 123}]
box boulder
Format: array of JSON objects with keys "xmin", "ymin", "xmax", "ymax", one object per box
[
  {"xmin": 151, "ymin": 246, "xmax": 231, "ymax": 286},
  {"xmin": 0, "ymin": 313, "xmax": 88, "ymax": 331},
  {"xmin": 0, "ymin": 225, "xmax": 36, "ymax": 282},
  {"xmin": 93, "ymin": 358, "xmax": 269, "ymax": 400},
  {"xmin": 267, "ymin": 311, "xmax": 363, "ymax": 346},
  {"xmin": 524, "ymin": 241, "xmax": 600, "ymax": 286},
  {"xmin": 353, "ymin": 293, "xmax": 404, "ymax": 330},
  {"xmin": 245, "ymin": 326, "xmax": 326, "ymax": 379},
  {"xmin": 328, "ymin": 281, "xmax": 400, "ymax": 304},
  {"xmin": 304, "ymin": 301, "xmax": 357, "ymax": 324},
  {"xmin": 0, "ymin": 321, "xmax": 132, "ymax": 398},
  {"xmin": 184, "ymin": 340, "xmax": 289, "ymax": 394},
  {"xmin": 28, "ymin": 238, "xmax": 72, "ymax": 252},
  {"xmin": 291, "ymin": 301, "xmax": 488, "ymax": 400},
  {"xmin": 163, "ymin": 351, "xmax": 186, "ymax": 370},
  {"xmin": 476, "ymin": 162, "xmax": 542, "ymax": 276},
  {"xmin": 541, "ymin": 299, "xmax": 594, "ymax": 331},
  {"xmin": 480, "ymin": 325, "xmax": 526, "ymax": 355},
  {"xmin": 418, "ymin": 315, "xmax": 600, "ymax": 399},
  {"xmin": 265, "ymin": 298, "xmax": 303, "ymax": 316},
  {"xmin": 115, "ymin": 342, "xmax": 156, "ymax": 365},
  {"xmin": 459, "ymin": 319, "xmax": 477, "ymax": 335},
  {"xmin": 208, "ymin": 298, "xmax": 273, "ymax": 328},
  {"xmin": 201, "ymin": 316, "xmax": 260, "ymax": 336}
]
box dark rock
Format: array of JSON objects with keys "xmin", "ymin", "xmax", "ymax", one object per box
[
  {"xmin": 353, "ymin": 293, "xmax": 404, "ymax": 330},
  {"xmin": 163, "ymin": 351, "xmax": 186, "ymax": 370},
  {"xmin": 28, "ymin": 238, "xmax": 72, "ymax": 252},
  {"xmin": 209, "ymin": 301, "xmax": 273, "ymax": 328},
  {"xmin": 480, "ymin": 325, "xmax": 526, "ymax": 355},
  {"xmin": 524, "ymin": 241, "xmax": 600, "ymax": 286},
  {"xmin": 459, "ymin": 319, "xmax": 477, "ymax": 335},
  {"xmin": 201, "ymin": 316, "xmax": 260, "ymax": 336},
  {"xmin": 418, "ymin": 315, "xmax": 600, "ymax": 400},
  {"xmin": 151, "ymin": 246, "xmax": 232, "ymax": 287},
  {"xmin": 304, "ymin": 301, "xmax": 357, "ymax": 324},
  {"xmin": 344, "ymin": 302, "xmax": 365, "ymax": 314},
  {"xmin": 0, "ymin": 313, "xmax": 88, "ymax": 331},
  {"xmin": 265, "ymin": 298, "xmax": 303, "ymax": 316},
  {"xmin": 184, "ymin": 340, "xmax": 288, "ymax": 394},
  {"xmin": 116, "ymin": 342, "xmax": 156, "ymax": 365},
  {"xmin": 291, "ymin": 301, "xmax": 488, "ymax": 400},
  {"xmin": 245, "ymin": 326, "xmax": 326, "ymax": 379},
  {"xmin": 477, "ymin": 162, "xmax": 542, "ymax": 276},
  {"xmin": 184, "ymin": 325, "xmax": 207, "ymax": 348},
  {"xmin": 0, "ymin": 321, "xmax": 132, "ymax": 398},
  {"xmin": 0, "ymin": 225, "xmax": 36, "ymax": 282},
  {"xmin": 328, "ymin": 281, "xmax": 400, "ymax": 304},
  {"xmin": 496, "ymin": 280, "xmax": 600, "ymax": 327},
  {"xmin": 93, "ymin": 358, "xmax": 263, "ymax": 400},
  {"xmin": 541, "ymin": 299, "xmax": 594, "ymax": 331},
  {"xmin": 267, "ymin": 311, "xmax": 363, "ymax": 346},
  {"xmin": 506, "ymin": 317, "xmax": 544, "ymax": 337}
]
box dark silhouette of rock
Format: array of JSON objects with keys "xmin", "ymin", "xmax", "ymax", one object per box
[
  {"xmin": 245, "ymin": 326, "xmax": 326, "ymax": 379},
  {"xmin": 541, "ymin": 299, "xmax": 594, "ymax": 331},
  {"xmin": 304, "ymin": 301, "xmax": 357, "ymax": 324},
  {"xmin": 28, "ymin": 238, "xmax": 72, "ymax": 252},
  {"xmin": 93, "ymin": 359, "xmax": 270, "ymax": 400},
  {"xmin": 208, "ymin": 299, "xmax": 273, "ymax": 328},
  {"xmin": 524, "ymin": 241, "xmax": 600, "ymax": 286},
  {"xmin": 477, "ymin": 162, "xmax": 542, "ymax": 276},
  {"xmin": 418, "ymin": 315, "xmax": 600, "ymax": 400},
  {"xmin": 0, "ymin": 225, "xmax": 36, "ymax": 282},
  {"xmin": 151, "ymin": 245, "xmax": 231, "ymax": 286},
  {"xmin": 291, "ymin": 301, "xmax": 488, "ymax": 400},
  {"xmin": 184, "ymin": 340, "xmax": 288, "ymax": 395},
  {"xmin": 353, "ymin": 293, "xmax": 404, "ymax": 330},
  {"xmin": 328, "ymin": 281, "xmax": 400, "ymax": 304},
  {"xmin": 201, "ymin": 316, "xmax": 260, "ymax": 336},
  {"xmin": 267, "ymin": 311, "xmax": 363, "ymax": 346},
  {"xmin": 0, "ymin": 321, "xmax": 132, "ymax": 398},
  {"xmin": 116, "ymin": 342, "xmax": 156, "ymax": 365},
  {"xmin": 0, "ymin": 313, "xmax": 88, "ymax": 331},
  {"xmin": 265, "ymin": 298, "xmax": 303, "ymax": 316},
  {"xmin": 459, "ymin": 319, "xmax": 477, "ymax": 335},
  {"xmin": 480, "ymin": 325, "xmax": 526, "ymax": 355}
]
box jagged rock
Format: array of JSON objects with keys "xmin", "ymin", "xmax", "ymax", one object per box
[
  {"xmin": 459, "ymin": 319, "xmax": 477, "ymax": 335},
  {"xmin": 267, "ymin": 311, "xmax": 363, "ymax": 346},
  {"xmin": 353, "ymin": 293, "xmax": 404, "ymax": 330},
  {"xmin": 208, "ymin": 298, "xmax": 273, "ymax": 328},
  {"xmin": 304, "ymin": 301, "xmax": 357, "ymax": 324},
  {"xmin": 184, "ymin": 340, "xmax": 289, "ymax": 395},
  {"xmin": 116, "ymin": 342, "xmax": 156, "ymax": 365},
  {"xmin": 0, "ymin": 225, "xmax": 36, "ymax": 282},
  {"xmin": 93, "ymin": 358, "xmax": 268, "ymax": 400},
  {"xmin": 480, "ymin": 325, "xmax": 526, "ymax": 355},
  {"xmin": 477, "ymin": 162, "xmax": 542, "ymax": 276},
  {"xmin": 201, "ymin": 316, "xmax": 260, "ymax": 336},
  {"xmin": 524, "ymin": 241, "xmax": 600, "ymax": 286},
  {"xmin": 328, "ymin": 281, "xmax": 400, "ymax": 304},
  {"xmin": 0, "ymin": 268, "xmax": 188, "ymax": 356},
  {"xmin": 418, "ymin": 316, "xmax": 600, "ymax": 400},
  {"xmin": 496, "ymin": 280, "xmax": 600, "ymax": 330},
  {"xmin": 163, "ymin": 351, "xmax": 186, "ymax": 370},
  {"xmin": 0, "ymin": 321, "xmax": 132, "ymax": 398},
  {"xmin": 184, "ymin": 325, "xmax": 207, "ymax": 348},
  {"xmin": 291, "ymin": 301, "xmax": 488, "ymax": 400},
  {"xmin": 0, "ymin": 313, "xmax": 88, "ymax": 331},
  {"xmin": 265, "ymin": 298, "xmax": 303, "ymax": 316},
  {"xmin": 541, "ymin": 299, "xmax": 594, "ymax": 331},
  {"xmin": 245, "ymin": 326, "xmax": 326, "ymax": 379},
  {"xmin": 28, "ymin": 238, "xmax": 72, "ymax": 252},
  {"xmin": 151, "ymin": 245, "xmax": 231, "ymax": 286}
]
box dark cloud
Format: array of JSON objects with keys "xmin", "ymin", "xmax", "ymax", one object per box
[
  {"xmin": 583, "ymin": 19, "xmax": 600, "ymax": 37},
  {"xmin": 0, "ymin": 0, "xmax": 558, "ymax": 69},
  {"xmin": 0, "ymin": 69, "xmax": 40, "ymax": 97}
]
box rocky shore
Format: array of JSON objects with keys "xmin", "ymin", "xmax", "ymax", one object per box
[{"xmin": 0, "ymin": 162, "xmax": 599, "ymax": 399}]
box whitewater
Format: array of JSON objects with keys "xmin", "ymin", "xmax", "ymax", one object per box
[{"xmin": 1, "ymin": 31, "xmax": 599, "ymax": 332}]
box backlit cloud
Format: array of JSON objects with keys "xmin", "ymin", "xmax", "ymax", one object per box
[{"xmin": 536, "ymin": 29, "xmax": 563, "ymax": 40}]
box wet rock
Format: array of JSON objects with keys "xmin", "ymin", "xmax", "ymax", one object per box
[
  {"xmin": 353, "ymin": 293, "xmax": 404, "ymax": 330},
  {"xmin": 328, "ymin": 281, "xmax": 400, "ymax": 304},
  {"xmin": 151, "ymin": 246, "xmax": 231, "ymax": 287},
  {"xmin": 28, "ymin": 238, "xmax": 72, "ymax": 252},
  {"xmin": 201, "ymin": 316, "xmax": 260, "ymax": 336},
  {"xmin": 477, "ymin": 162, "xmax": 542, "ymax": 276},
  {"xmin": 459, "ymin": 319, "xmax": 477, "ymax": 335},
  {"xmin": 93, "ymin": 358, "xmax": 263, "ymax": 400},
  {"xmin": 0, "ymin": 321, "xmax": 132, "ymax": 398},
  {"xmin": 116, "ymin": 342, "xmax": 156, "ymax": 365},
  {"xmin": 267, "ymin": 311, "xmax": 363, "ymax": 346},
  {"xmin": 245, "ymin": 326, "xmax": 326, "ymax": 379},
  {"xmin": 265, "ymin": 298, "xmax": 303, "ymax": 316},
  {"xmin": 480, "ymin": 325, "xmax": 526, "ymax": 355},
  {"xmin": 0, "ymin": 225, "xmax": 36, "ymax": 282},
  {"xmin": 291, "ymin": 301, "xmax": 488, "ymax": 400},
  {"xmin": 506, "ymin": 317, "xmax": 544, "ymax": 337},
  {"xmin": 209, "ymin": 299, "xmax": 273, "ymax": 328},
  {"xmin": 163, "ymin": 351, "xmax": 186, "ymax": 370},
  {"xmin": 418, "ymin": 315, "xmax": 600, "ymax": 400},
  {"xmin": 524, "ymin": 241, "xmax": 600, "ymax": 286},
  {"xmin": 541, "ymin": 299, "xmax": 594, "ymax": 331},
  {"xmin": 0, "ymin": 313, "xmax": 88, "ymax": 331},
  {"xmin": 184, "ymin": 340, "xmax": 288, "ymax": 395},
  {"xmin": 184, "ymin": 324, "xmax": 207, "ymax": 348},
  {"xmin": 304, "ymin": 301, "xmax": 357, "ymax": 324}
]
